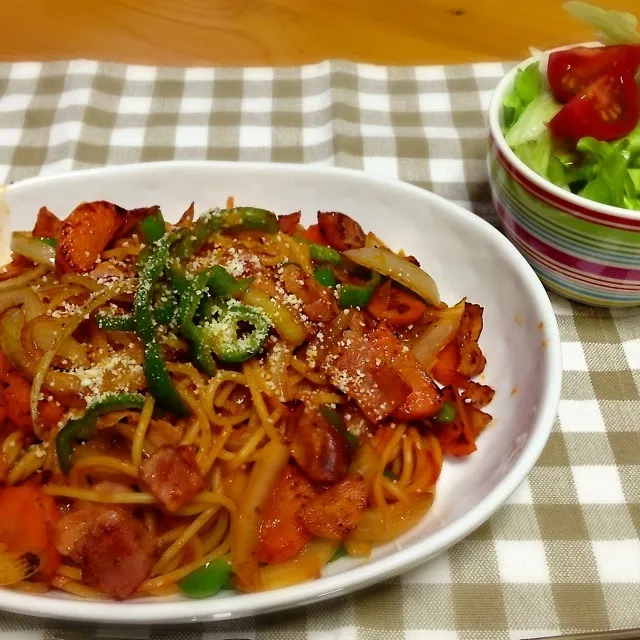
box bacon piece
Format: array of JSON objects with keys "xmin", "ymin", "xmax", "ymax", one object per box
[
  {"xmin": 79, "ymin": 507, "xmax": 154, "ymax": 599},
  {"xmin": 281, "ymin": 263, "xmax": 338, "ymax": 323},
  {"xmin": 322, "ymin": 313, "xmax": 410, "ymax": 423},
  {"xmin": 300, "ymin": 473, "xmax": 367, "ymax": 540},
  {"xmin": 140, "ymin": 445, "xmax": 204, "ymax": 512},
  {"xmin": 317, "ymin": 212, "xmax": 366, "ymax": 251}
]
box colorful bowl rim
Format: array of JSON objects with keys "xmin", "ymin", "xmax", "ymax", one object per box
[{"xmin": 488, "ymin": 41, "xmax": 640, "ymax": 223}]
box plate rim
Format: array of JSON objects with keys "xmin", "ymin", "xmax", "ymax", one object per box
[{"xmin": 0, "ymin": 160, "xmax": 562, "ymax": 623}]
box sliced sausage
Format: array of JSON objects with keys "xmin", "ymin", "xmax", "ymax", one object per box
[
  {"xmin": 79, "ymin": 507, "xmax": 154, "ymax": 599},
  {"xmin": 317, "ymin": 212, "xmax": 366, "ymax": 251},
  {"xmin": 300, "ymin": 473, "xmax": 367, "ymax": 540}
]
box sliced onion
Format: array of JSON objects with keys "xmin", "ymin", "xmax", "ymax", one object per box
[
  {"xmin": 347, "ymin": 494, "xmax": 434, "ymax": 544},
  {"xmin": 27, "ymin": 316, "xmax": 90, "ymax": 368},
  {"xmin": 30, "ymin": 288, "xmax": 116, "ymax": 437},
  {"xmin": 0, "ymin": 308, "xmax": 82, "ymax": 398},
  {"xmin": 0, "ymin": 288, "xmax": 26, "ymax": 314},
  {"xmin": 60, "ymin": 273, "xmax": 103, "ymax": 292},
  {"xmin": 0, "ymin": 308, "xmax": 33, "ymax": 376},
  {"xmin": 344, "ymin": 247, "xmax": 441, "ymax": 305},
  {"xmin": 10, "ymin": 233, "xmax": 56, "ymax": 267},
  {"xmin": 0, "ymin": 266, "xmax": 48, "ymax": 292},
  {"xmin": 410, "ymin": 298, "xmax": 466, "ymax": 370},
  {"xmin": 22, "ymin": 286, "xmax": 46, "ymax": 321},
  {"xmin": 364, "ymin": 231, "xmax": 390, "ymax": 250}
]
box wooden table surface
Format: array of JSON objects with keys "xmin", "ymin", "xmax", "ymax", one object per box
[{"xmin": 0, "ymin": 0, "xmax": 638, "ymax": 67}]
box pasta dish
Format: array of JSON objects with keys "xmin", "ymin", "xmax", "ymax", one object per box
[{"xmin": 0, "ymin": 199, "xmax": 494, "ymax": 599}]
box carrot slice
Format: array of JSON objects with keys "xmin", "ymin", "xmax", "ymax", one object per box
[
  {"xmin": 3, "ymin": 371, "xmax": 32, "ymax": 431},
  {"xmin": 0, "ymin": 348, "xmax": 12, "ymax": 380},
  {"xmin": 0, "ymin": 486, "xmax": 61, "ymax": 577},
  {"xmin": 257, "ymin": 465, "xmax": 317, "ymax": 565},
  {"xmin": 368, "ymin": 282, "xmax": 427, "ymax": 327},
  {"xmin": 56, "ymin": 201, "xmax": 128, "ymax": 273},
  {"xmin": 301, "ymin": 223, "xmax": 328, "ymax": 246},
  {"xmin": 431, "ymin": 341, "xmax": 469, "ymax": 389}
]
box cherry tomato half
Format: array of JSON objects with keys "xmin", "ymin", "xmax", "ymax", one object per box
[
  {"xmin": 547, "ymin": 45, "xmax": 640, "ymax": 103},
  {"xmin": 548, "ymin": 67, "xmax": 640, "ymax": 142}
]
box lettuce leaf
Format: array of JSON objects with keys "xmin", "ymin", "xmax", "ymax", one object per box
[
  {"xmin": 505, "ymin": 93, "xmax": 562, "ymax": 148},
  {"xmin": 563, "ymin": 1, "xmax": 640, "ymax": 45},
  {"xmin": 503, "ymin": 63, "xmax": 543, "ymax": 129}
]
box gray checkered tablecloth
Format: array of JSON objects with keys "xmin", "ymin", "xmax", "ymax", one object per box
[{"xmin": 1, "ymin": 59, "xmax": 640, "ymax": 640}]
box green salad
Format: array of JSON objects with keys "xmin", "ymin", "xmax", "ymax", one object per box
[{"xmin": 502, "ymin": 1, "xmax": 640, "ymax": 210}]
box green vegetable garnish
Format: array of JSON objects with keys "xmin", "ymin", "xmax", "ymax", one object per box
[
  {"xmin": 305, "ymin": 241, "xmax": 342, "ymax": 265},
  {"xmin": 133, "ymin": 234, "xmax": 190, "ymax": 417},
  {"xmin": 95, "ymin": 312, "xmax": 136, "ymax": 332},
  {"xmin": 202, "ymin": 300, "xmax": 272, "ymax": 364},
  {"xmin": 138, "ymin": 209, "xmax": 166, "ymax": 245},
  {"xmin": 313, "ymin": 265, "xmax": 337, "ymax": 288},
  {"xmin": 319, "ymin": 404, "xmax": 360, "ymax": 450},
  {"xmin": 383, "ymin": 468, "xmax": 398, "ymax": 481},
  {"xmin": 503, "ymin": 62, "xmax": 542, "ymax": 128},
  {"xmin": 178, "ymin": 558, "xmax": 232, "ymax": 599},
  {"xmin": 338, "ymin": 272, "xmax": 381, "ymax": 309},
  {"xmin": 56, "ymin": 394, "xmax": 146, "ymax": 474},
  {"xmin": 433, "ymin": 401, "xmax": 457, "ymax": 425},
  {"xmin": 329, "ymin": 545, "xmax": 349, "ymax": 563},
  {"xmin": 36, "ymin": 237, "xmax": 58, "ymax": 248}
]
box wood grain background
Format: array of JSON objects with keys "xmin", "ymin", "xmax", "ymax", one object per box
[{"xmin": 1, "ymin": 0, "xmax": 638, "ymax": 66}]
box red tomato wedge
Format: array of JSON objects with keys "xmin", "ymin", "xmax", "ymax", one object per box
[
  {"xmin": 547, "ymin": 45, "xmax": 640, "ymax": 103},
  {"xmin": 548, "ymin": 67, "xmax": 640, "ymax": 142}
]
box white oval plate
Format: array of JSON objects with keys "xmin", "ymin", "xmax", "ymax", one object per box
[{"xmin": 0, "ymin": 161, "xmax": 561, "ymax": 624}]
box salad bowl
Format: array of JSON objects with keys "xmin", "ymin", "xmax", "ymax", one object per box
[{"xmin": 488, "ymin": 36, "xmax": 640, "ymax": 307}]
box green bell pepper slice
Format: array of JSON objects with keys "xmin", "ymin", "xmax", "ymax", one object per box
[
  {"xmin": 174, "ymin": 269, "xmax": 218, "ymax": 377},
  {"xmin": 133, "ymin": 234, "xmax": 190, "ymax": 417},
  {"xmin": 172, "ymin": 207, "xmax": 278, "ymax": 259},
  {"xmin": 95, "ymin": 312, "xmax": 136, "ymax": 332},
  {"xmin": 202, "ymin": 300, "xmax": 272, "ymax": 364},
  {"xmin": 138, "ymin": 209, "xmax": 166, "ymax": 245},
  {"xmin": 178, "ymin": 557, "xmax": 232, "ymax": 598},
  {"xmin": 206, "ymin": 265, "xmax": 253, "ymax": 299},
  {"xmin": 36, "ymin": 237, "xmax": 58, "ymax": 248},
  {"xmin": 338, "ymin": 272, "xmax": 381, "ymax": 309},
  {"xmin": 56, "ymin": 393, "xmax": 145, "ymax": 474},
  {"xmin": 313, "ymin": 265, "xmax": 337, "ymax": 288},
  {"xmin": 433, "ymin": 401, "xmax": 457, "ymax": 424},
  {"xmin": 319, "ymin": 404, "xmax": 359, "ymax": 451}
]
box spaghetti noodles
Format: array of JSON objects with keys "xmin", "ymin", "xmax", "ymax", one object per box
[{"xmin": 0, "ymin": 200, "xmax": 494, "ymax": 599}]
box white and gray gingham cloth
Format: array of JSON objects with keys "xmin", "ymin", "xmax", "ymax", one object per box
[{"xmin": 1, "ymin": 59, "xmax": 640, "ymax": 640}]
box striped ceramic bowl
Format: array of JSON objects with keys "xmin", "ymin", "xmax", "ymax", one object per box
[{"xmin": 487, "ymin": 50, "xmax": 640, "ymax": 308}]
